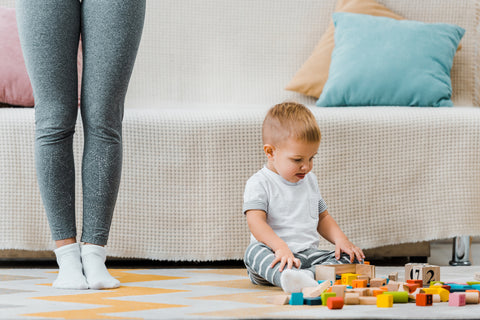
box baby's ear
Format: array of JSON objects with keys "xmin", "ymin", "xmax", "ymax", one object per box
[{"xmin": 263, "ymin": 144, "xmax": 275, "ymax": 158}]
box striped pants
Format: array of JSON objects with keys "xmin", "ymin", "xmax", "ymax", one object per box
[{"xmin": 243, "ymin": 242, "xmax": 353, "ymax": 287}]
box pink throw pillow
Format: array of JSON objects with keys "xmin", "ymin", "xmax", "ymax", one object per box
[
  {"xmin": 0, "ymin": 7, "xmax": 82, "ymax": 108},
  {"xmin": 0, "ymin": 7, "xmax": 34, "ymax": 107}
]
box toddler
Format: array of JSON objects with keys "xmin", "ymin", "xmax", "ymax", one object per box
[{"xmin": 243, "ymin": 102, "xmax": 365, "ymax": 293}]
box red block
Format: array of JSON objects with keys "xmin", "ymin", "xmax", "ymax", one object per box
[
  {"xmin": 442, "ymin": 285, "xmax": 451, "ymax": 292},
  {"xmin": 405, "ymin": 283, "xmax": 420, "ymax": 293},
  {"xmin": 416, "ymin": 293, "xmax": 433, "ymax": 306},
  {"xmin": 327, "ymin": 297, "xmax": 344, "ymax": 309},
  {"xmin": 407, "ymin": 280, "xmax": 423, "ymax": 287}
]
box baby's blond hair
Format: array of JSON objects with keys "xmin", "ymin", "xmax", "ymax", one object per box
[{"xmin": 262, "ymin": 102, "xmax": 321, "ymax": 146}]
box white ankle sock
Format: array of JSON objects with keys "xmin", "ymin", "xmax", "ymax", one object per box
[
  {"xmin": 52, "ymin": 243, "xmax": 88, "ymax": 290},
  {"xmin": 81, "ymin": 244, "xmax": 120, "ymax": 290},
  {"xmin": 280, "ymin": 269, "xmax": 318, "ymax": 294}
]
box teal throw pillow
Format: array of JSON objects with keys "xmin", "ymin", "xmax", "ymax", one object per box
[{"xmin": 316, "ymin": 12, "xmax": 465, "ymax": 107}]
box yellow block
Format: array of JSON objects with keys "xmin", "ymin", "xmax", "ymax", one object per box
[
  {"xmin": 423, "ymin": 287, "xmax": 449, "ymax": 302},
  {"xmin": 341, "ymin": 273, "xmax": 359, "ymax": 286},
  {"xmin": 377, "ymin": 294, "xmax": 393, "ymax": 308}
]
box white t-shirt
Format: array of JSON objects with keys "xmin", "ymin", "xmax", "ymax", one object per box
[{"xmin": 243, "ymin": 166, "xmax": 328, "ymax": 253}]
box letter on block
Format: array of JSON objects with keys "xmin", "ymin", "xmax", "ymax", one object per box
[
  {"xmin": 405, "ymin": 263, "xmax": 440, "ymax": 286},
  {"xmin": 416, "ymin": 293, "xmax": 433, "ymax": 306}
]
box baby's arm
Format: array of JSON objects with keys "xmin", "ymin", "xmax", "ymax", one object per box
[
  {"xmin": 317, "ymin": 210, "xmax": 365, "ymax": 263},
  {"xmin": 246, "ymin": 210, "xmax": 300, "ymax": 271}
]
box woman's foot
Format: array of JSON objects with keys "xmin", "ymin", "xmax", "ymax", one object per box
[
  {"xmin": 81, "ymin": 244, "xmax": 120, "ymax": 289},
  {"xmin": 52, "ymin": 243, "xmax": 89, "ymax": 289}
]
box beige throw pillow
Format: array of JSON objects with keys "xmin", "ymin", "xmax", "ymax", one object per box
[{"xmin": 285, "ymin": 0, "xmax": 404, "ymax": 98}]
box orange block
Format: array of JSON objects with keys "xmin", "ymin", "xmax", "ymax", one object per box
[
  {"xmin": 416, "ymin": 293, "xmax": 433, "ymax": 306},
  {"xmin": 373, "ymin": 289, "xmax": 386, "ymax": 297},
  {"xmin": 405, "ymin": 283, "xmax": 420, "ymax": 293},
  {"xmin": 327, "ymin": 297, "xmax": 344, "ymax": 310},
  {"xmin": 352, "ymin": 279, "xmax": 368, "ymax": 288}
]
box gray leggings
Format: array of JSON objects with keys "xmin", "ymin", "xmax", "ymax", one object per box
[
  {"xmin": 244, "ymin": 242, "xmax": 353, "ymax": 287},
  {"xmin": 16, "ymin": 0, "xmax": 145, "ymax": 245}
]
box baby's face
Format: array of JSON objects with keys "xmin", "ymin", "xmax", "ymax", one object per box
[{"xmin": 267, "ymin": 138, "xmax": 320, "ymax": 183}]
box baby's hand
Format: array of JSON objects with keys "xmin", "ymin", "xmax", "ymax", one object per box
[
  {"xmin": 335, "ymin": 238, "xmax": 365, "ymax": 263},
  {"xmin": 270, "ymin": 246, "xmax": 301, "ymax": 272}
]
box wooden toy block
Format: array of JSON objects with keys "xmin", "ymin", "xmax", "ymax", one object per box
[
  {"xmin": 344, "ymin": 292, "xmax": 360, "ymax": 305},
  {"xmin": 423, "ymin": 287, "xmax": 449, "ymax": 302},
  {"xmin": 321, "ymin": 292, "xmax": 336, "ymax": 306},
  {"xmin": 475, "ymin": 272, "xmax": 480, "ymax": 281},
  {"xmin": 373, "ymin": 289, "xmax": 386, "ymax": 297},
  {"xmin": 327, "ymin": 297, "xmax": 344, "ymax": 309},
  {"xmin": 289, "ymin": 292, "xmax": 304, "ymax": 305},
  {"xmin": 383, "ymin": 291, "xmax": 409, "ymax": 303},
  {"xmin": 370, "ymin": 278, "xmax": 387, "ymax": 287},
  {"xmin": 265, "ymin": 294, "xmax": 289, "ymax": 305},
  {"xmin": 465, "ymin": 291, "xmax": 480, "ymax": 304},
  {"xmin": 441, "ymin": 285, "xmax": 451, "ymax": 292},
  {"xmin": 352, "ymin": 288, "xmax": 370, "ymax": 296},
  {"xmin": 331, "ymin": 285, "xmax": 346, "ymax": 298},
  {"xmin": 448, "ymin": 293, "xmax": 466, "ymax": 306},
  {"xmin": 352, "ymin": 279, "xmax": 368, "ymax": 288},
  {"xmin": 404, "ymin": 283, "xmax": 421, "ymax": 293},
  {"xmin": 316, "ymin": 264, "xmax": 375, "ymax": 284},
  {"xmin": 416, "ymin": 293, "xmax": 433, "ymax": 306},
  {"xmin": 302, "ymin": 280, "xmax": 332, "ymax": 298},
  {"xmin": 304, "ymin": 297, "xmax": 323, "ymax": 305},
  {"xmin": 405, "ymin": 263, "xmax": 440, "ymax": 286},
  {"xmin": 407, "ymin": 279, "xmax": 424, "ymax": 287},
  {"xmin": 359, "ymin": 296, "xmax": 377, "ymax": 305},
  {"xmin": 341, "ymin": 273, "xmax": 358, "ymax": 286},
  {"xmin": 377, "ymin": 293, "xmax": 393, "ymax": 308},
  {"xmin": 386, "ymin": 281, "xmax": 400, "ymax": 291},
  {"xmin": 388, "ymin": 272, "xmax": 398, "ymax": 282},
  {"xmin": 409, "ymin": 288, "xmax": 426, "ymax": 300}
]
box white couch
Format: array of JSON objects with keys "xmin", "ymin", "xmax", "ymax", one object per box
[{"xmin": 1, "ymin": 0, "xmax": 479, "ymax": 261}]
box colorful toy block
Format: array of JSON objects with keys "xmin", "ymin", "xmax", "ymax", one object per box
[
  {"xmin": 383, "ymin": 291, "xmax": 409, "ymax": 303},
  {"xmin": 289, "ymin": 292, "xmax": 304, "ymax": 305},
  {"xmin": 404, "ymin": 283, "xmax": 421, "ymax": 293},
  {"xmin": 449, "ymin": 293, "xmax": 466, "ymax": 306},
  {"xmin": 304, "ymin": 297, "xmax": 323, "ymax": 305},
  {"xmin": 352, "ymin": 279, "xmax": 368, "ymax": 288},
  {"xmin": 405, "ymin": 263, "xmax": 440, "ymax": 286},
  {"xmin": 377, "ymin": 293, "xmax": 393, "ymax": 308},
  {"xmin": 416, "ymin": 293, "xmax": 433, "ymax": 306},
  {"xmin": 341, "ymin": 273, "xmax": 359, "ymax": 286},
  {"xmin": 423, "ymin": 287, "xmax": 449, "ymax": 302},
  {"xmin": 321, "ymin": 292, "xmax": 336, "ymax": 306},
  {"xmin": 327, "ymin": 297, "xmax": 344, "ymax": 309}
]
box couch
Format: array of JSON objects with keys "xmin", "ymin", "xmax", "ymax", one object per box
[{"xmin": 1, "ymin": 0, "xmax": 479, "ymax": 261}]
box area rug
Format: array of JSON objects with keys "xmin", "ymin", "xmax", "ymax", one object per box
[{"xmin": 0, "ymin": 266, "xmax": 479, "ymax": 319}]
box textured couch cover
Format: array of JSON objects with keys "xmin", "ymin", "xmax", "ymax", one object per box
[{"xmin": 1, "ymin": 0, "xmax": 480, "ymax": 261}]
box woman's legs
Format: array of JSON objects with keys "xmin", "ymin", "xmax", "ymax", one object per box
[
  {"xmin": 79, "ymin": 0, "xmax": 145, "ymax": 289},
  {"xmin": 79, "ymin": 0, "xmax": 145, "ymax": 246},
  {"xmin": 16, "ymin": 0, "xmax": 87, "ymax": 289}
]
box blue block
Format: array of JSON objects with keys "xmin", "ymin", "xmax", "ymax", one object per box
[
  {"xmin": 289, "ymin": 292, "xmax": 304, "ymax": 305},
  {"xmin": 304, "ymin": 297, "xmax": 323, "ymax": 305}
]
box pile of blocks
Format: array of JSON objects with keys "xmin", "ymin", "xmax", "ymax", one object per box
[{"xmin": 266, "ymin": 263, "xmax": 480, "ymax": 309}]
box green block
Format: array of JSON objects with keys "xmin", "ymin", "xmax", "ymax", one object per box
[
  {"xmin": 321, "ymin": 292, "xmax": 336, "ymax": 306},
  {"xmin": 383, "ymin": 291, "xmax": 408, "ymax": 303}
]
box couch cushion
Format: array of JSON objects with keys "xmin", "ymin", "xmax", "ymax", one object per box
[
  {"xmin": 285, "ymin": 0, "xmax": 404, "ymax": 99},
  {"xmin": 316, "ymin": 12, "xmax": 464, "ymax": 107}
]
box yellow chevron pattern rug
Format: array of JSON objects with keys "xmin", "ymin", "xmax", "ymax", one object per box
[{"xmin": 0, "ymin": 266, "xmax": 479, "ymax": 319}]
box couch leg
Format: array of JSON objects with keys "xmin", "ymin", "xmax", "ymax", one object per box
[{"xmin": 449, "ymin": 236, "xmax": 471, "ymax": 266}]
